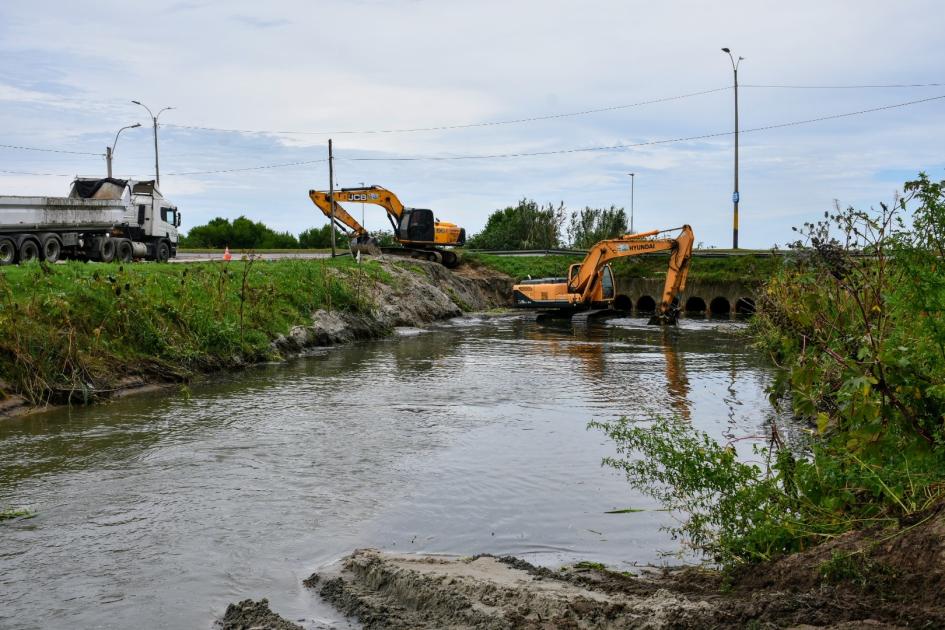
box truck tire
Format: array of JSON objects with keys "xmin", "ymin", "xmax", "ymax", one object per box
[
  {"xmin": 156, "ymin": 240, "xmax": 170, "ymax": 263},
  {"xmin": 0, "ymin": 238, "xmax": 15, "ymax": 265},
  {"xmin": 41, "ymin": 236, "xmax": 62, "ymax": 263},
  {"xmin": 99, "ymin": 239, "xmax": 116, "ymax": 263},
  {"xmin": 116, "ymin": 239, "xmax": 133, "ymax": 263},
  {"xmin": 18, "ymin": 239, "xmax": 40, "ymax": 263}
]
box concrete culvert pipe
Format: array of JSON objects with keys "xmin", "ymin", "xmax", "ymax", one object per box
[
  {"xmin": 636, "ymin": 295, "xmax": 657, "ymax": 312},
  {"xmin": 685, "ymin": 296, "xmax": 706, "ymax": 313},
  {"xmin": 736, "ymin": 297, "xmax": 756, "ymax": 314},
  {"xmin": 709, "ymin": 296, "xmax": 731, "ymax": 316},
  {"xmin": 613, "ymin": 294, "xmax": 633, "ymax": 312}
]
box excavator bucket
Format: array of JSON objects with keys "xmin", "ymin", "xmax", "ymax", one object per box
[
  {"xmin": 648, "ymin": 311, "xmax": 678, "ymax": 326},
  {"xmin": 648, "ymin": 300, "xmax": 681, "ymax": 326}
]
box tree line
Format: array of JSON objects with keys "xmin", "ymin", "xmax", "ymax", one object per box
[
  {"xmin": 181, "ymin": 201, "xmax": 630, "ymax": 250},
  {"xmin": 179, "ymin": 216, "xmax": 351, "ymax": 249}
]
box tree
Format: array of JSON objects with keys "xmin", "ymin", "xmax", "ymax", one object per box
[
  {"xmin": 180, "ymin": 215, "xmax": 299, "ymax": 249},
  {"xmin": 567, "ymin": 205, "xmax": 628, "ymax": 249},
  {"xmin": 467, "ymin": 199, "xmax": 566, "ymax": 250},
  {"xmin": 298, "ymin": 224, "xmax": 349, "ymax": 249}
]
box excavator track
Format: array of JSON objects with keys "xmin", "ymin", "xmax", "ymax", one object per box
[{"xmin": 348, "ymin": 242, "xmax": 459, "ymax": 268}]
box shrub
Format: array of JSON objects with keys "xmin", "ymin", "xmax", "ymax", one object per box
[{"xmin": 592, "ymin": 173, "xmax": 945, "ymax": 569}]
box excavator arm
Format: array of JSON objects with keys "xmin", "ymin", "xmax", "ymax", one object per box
[
  {"xmin": 569, "ymin": 225, "xmax": 693, "ymax": 310},
  {"xmin": 308, "ymin": 186, "xmax": 407, "ymax": 239}
]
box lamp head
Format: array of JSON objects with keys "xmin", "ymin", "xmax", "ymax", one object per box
[
  {"xmin": 131, "ymin": 100, "xmax": 141, "ymax": 105},
  {"xmin": 721, "ymin": 47, "xmax": 730, "ymax": 53},
  {"xmin": 131, "ymin": 123, "xmax": 142, "ymax": 128}
]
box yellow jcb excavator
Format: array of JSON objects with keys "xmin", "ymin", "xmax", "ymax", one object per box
[
  {"xmin": 512, "ymin": 225, "xmax": 694, "ymax": 324},
  {"xmin": 308, "ymin": 185, "xmax": 466, "ymax": 268}
]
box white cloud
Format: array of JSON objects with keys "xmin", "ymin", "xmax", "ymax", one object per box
[{"xmin": 1, "ymin": 0, "xmax": 943, "ymax": 247}]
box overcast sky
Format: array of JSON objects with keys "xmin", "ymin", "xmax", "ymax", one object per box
[{"xmin": 1, "ymin": 0, "xmax": 943, "ymax": 248}]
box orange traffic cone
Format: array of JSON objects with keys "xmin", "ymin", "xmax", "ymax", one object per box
[{"xmin": 223, "ymin": 246, "xmax": 232, "ymax": 262}]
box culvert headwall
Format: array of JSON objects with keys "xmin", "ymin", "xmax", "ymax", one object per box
[{"xmin": 613, "ymin": 277, "xmax": 758, "ymax": 317}]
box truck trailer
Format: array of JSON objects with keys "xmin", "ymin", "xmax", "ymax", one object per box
[{"xmin": 0, "ymin": 177, "xmax": 180, "ymax": 264}]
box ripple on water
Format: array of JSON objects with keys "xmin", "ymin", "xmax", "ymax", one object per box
[{"xmin": 0, "ymin": 315, "xmax": 791, "ymax": 629}]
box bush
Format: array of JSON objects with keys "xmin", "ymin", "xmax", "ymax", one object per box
[
  {"xmin": 593, "ymin": 173, "xmax": 945, "ymax": 569},
  {"xmin": 181, "ymin": 216, "xmax": 299, "ymax": 249},
  {"xmin": 298, "ymin": 224, "xmax": 349, "ymax": 249}
]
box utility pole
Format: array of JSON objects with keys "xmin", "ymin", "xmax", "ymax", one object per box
[
  {"xmin": 131, "ymin": 101, "xmax": 173, "ymax": 188},
  {"xmin": 328, "ymin": 139, "xmax": 336, "ymax": 257},
  {"xmin": 106, "ymin": 123, "xmax": 141, "ymax": 178},
  {"xmin": 628, "ymin": 172, "xmax": 635, "ymax": 233},
  {"xmin": 721, "ymin": 48, "xmax": 743, "ymax": 249}
]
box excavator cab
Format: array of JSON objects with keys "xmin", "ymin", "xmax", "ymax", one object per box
[
  {"xmin": 399, "ymin": 208, "xmax": 436, "ymax": 243},
  {"xmin": 567, "ymin": 263, "xmax": 614, "ymax": 304}
]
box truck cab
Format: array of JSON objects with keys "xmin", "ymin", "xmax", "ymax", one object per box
[{"xmin": 130, "ymin": 181, "xmax": 179, "ymax": 253}]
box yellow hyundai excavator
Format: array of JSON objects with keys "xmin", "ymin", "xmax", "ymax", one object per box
[
  {"xmin": 308, "ymin": 185, "xmax": 466, "ymax": 268},
  {"xmin": 512, "ymin": 225, "xmax": 694, "ymax": 324}
]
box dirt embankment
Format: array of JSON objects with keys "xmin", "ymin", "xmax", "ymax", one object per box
[
  {"xmin": 225, "ymin": 506, "xmax": 945, "ymax": 629},
  {"xmin": 269, "ymin": 257, "xmax": 512, "ymax": 352}
]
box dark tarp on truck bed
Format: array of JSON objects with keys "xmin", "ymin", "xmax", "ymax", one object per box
[{"xmin": 71, "ymin": 178, "xmax": 128, "ymax": 199}]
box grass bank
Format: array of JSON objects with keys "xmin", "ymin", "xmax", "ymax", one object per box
[
  {"xmin": 0, "ymin": 258, "xmax": 389, "ymax": 407},
  {"xmin": 466, "ymin": 251, "xmax": 781, "ymax": 283}
]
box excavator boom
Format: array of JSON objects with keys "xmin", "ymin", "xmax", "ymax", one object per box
[{"xmin": 512, "ymin": 225, "xmax": 694, "ymax": 325}]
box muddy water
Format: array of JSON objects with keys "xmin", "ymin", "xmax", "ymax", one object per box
[{"xmin": 0, "ymin": 315, "xmax": 789, "ymax": 629}]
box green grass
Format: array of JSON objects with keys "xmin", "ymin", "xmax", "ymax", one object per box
[
  {"xmin": 464, "ymin": 253, "xmax": 582, "ymax": 281},
  {"xmin": 0, "ymin": 258, "xmax": 390, "ymax": 405},
  {"xmin": 574, "ymin": 561, "xmax": 607, "ymax": 571},
  {"xmin": 178, "ymin": 248, "xmax": 333, "ymax": 254},
  {"xmin": 467, "ymin": 251, "xmax": 782, "ymax": 283},
  {"xmin": 0, "ymin": 507, "xmax": 34, "ymax": 521}
]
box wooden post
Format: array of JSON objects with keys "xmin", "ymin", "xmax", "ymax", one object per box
[{"xmin": 328, "ymin": 139, "xmax": 336, "ymax": 258}]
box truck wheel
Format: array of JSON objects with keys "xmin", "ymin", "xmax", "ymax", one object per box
[
  {"xmin": 41, "ymin": 236, "xmax": 62, "ymax": 263},
  {"xmin": 0, "ymin": 238, "xmax": 15, "ymax": 265},
  {"xmin": 18, "ymin": 239, "xmax": 40, "ymax": 263},
  {"xmin": 156, "ymin": 241, "xmax": 170, "ymax": 263},
  {"xmin": 99, "ymin": 239, "xmax": 116, "ymax": 263},
  {"xmin": 116, "ymin": 239, "xmax": 133, "ymax": 263}
]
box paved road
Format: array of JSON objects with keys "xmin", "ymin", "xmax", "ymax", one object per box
[{"xmin": 173, "ymin": 251, "xmax": 334, "ymax": 262}]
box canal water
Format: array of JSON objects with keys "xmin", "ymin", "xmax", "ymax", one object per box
[{"xmin": 0, "ymin": 315, "xmax": 791, "ymax": 629}]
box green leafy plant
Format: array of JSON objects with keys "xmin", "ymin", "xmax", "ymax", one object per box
[{"xmin": 593, "ymin": 173, "xmax": 945, "ymax": 570}]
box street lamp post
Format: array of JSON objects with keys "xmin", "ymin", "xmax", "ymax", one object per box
[
  {"xmin": 131, "ymin": 100, "xmax": 174, "ymax": 188},
  {"xmin": 106, "ymin": 123, "xmax": 141, "ymax": 178},
  {"xmin": 721, "ymin": 47, "xmax": 743, "ymax": 249},
  {"xmin": 628, "ymin": 172, "xmax": 635, "ymax": 233}
]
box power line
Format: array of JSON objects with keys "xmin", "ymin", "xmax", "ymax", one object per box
[
  {"xmin": 0, "ymin": 169, "xmax": 74, "ymax": 177},
  {"xmin": 0, "ymin": 143, "xmax": 102, "ymax": 156},
  {"xmin": 743, "ymin": 82, "xmax": 945, "ymax": 89},
  {"xmin": 341, "ymin": 93, "xmax": 945, "ymax": 162},
  {"xmin": 166, "ymin": 158, "xmax": 327, "ymax": 176},
  {"xmin": 11, "ymin": 93, "xmax": 945, "ymax": 177},
  {"xmin": 160, "ymin": 87, "xmax": 731, "ymax": 136}
]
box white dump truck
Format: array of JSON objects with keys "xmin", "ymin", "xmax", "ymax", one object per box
[{"xmin": 0, "ymin": 177, "xmax": 180, "ymax": 264}]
